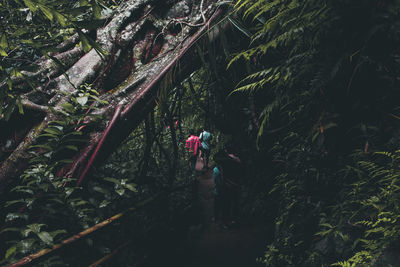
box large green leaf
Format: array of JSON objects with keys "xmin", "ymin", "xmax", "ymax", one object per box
[
  {"xmin": 77, "ymin": 29, "xmax": 91, "ymax": 52},
  {"xmin": 125, "ymin": 183, "xmax": 138, "ymax": 192},
  {"xmin": 76, "ymin": 96, "xmax": 88, "ymax": 106},
  {"xmin": 0, "ymin": 47, "xmax": 8, "ymax": 57},
  {"xmin": 36, "ymin": 231, "xmax": 53, "ymax": 245},
  {"xmin": 0, "ymin": 34, "xmax": 8, "ymax": 48},
  {"xmin": 91, "ymin": 0, "xmax": 102, "ymax": 19},
  {"xmin": 27, "ymin": 223, "xmax": 46, "ymax": 234},
  {"xmin": 104, "ymin": 177, "xmax": 119, "ymax": 184},
  {"xmin": 23, "ymin": 0, "xmax": 38, "ymax": 12},
  {"xmin": 38, "ymin": 4, "xmax": 54, "ymax": 21},
  {"xmin": 53, "ymin": 11, "xmax": 67, "ymax": 27},
  {"xmin": 61, "ymin": 102, "xmax": 75, "ymax": 113}
]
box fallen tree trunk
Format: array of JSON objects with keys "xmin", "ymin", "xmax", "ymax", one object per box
[{"xmin": 0, "ymin": 0, "xmax": 227, "ymax": 193}]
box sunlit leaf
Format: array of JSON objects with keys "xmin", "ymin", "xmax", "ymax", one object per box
[
  {"xmin": 23, "ymin": 0, "xmax": 38, "ymax": 12},
  {"xmin": 53, "ymin": 11, "xmax": 67, "ymax": 27},
  {"xmin": 17, "ymin": 97, "xmax": 24, "ymax": 115},
  {"xmin": 76, "ymin": 96, "xmax": 88, "ymax": 106},
  {"xmin": 0, "ymin": 34, "xmax": 8, "ymax": 48},
  {"xmin": 61, "ymin": 103, "xmax": 75, "ymax": 113},
  {"xmin": 38, "ymin": 4, "xmax": 54, "ymax": 21},
  {"xmin": 125, "ymin": 183, "xmax": 138, "ymax": 192},
  {"xmin": 99, "ymin": 200, "xmax": 111, "ymax": 208},
  {"xmin": 0, "ymin": 47, "xmax": 8, "ymax": 57},
  {"xmin": 5, "ymin": 245, "xmax": 17, "ymax": 259},
  {"xmin": 27, "ymin": 224, "xmax": 46, "ymax": 234},
  {"xmin": 91, "ymin": 0, "xmax": 102, "ymax": 19},
  {"xmin": 77, "ymin": 29, "xmax": 91, "ymax": 52},
  {"xmin": 115, "ymin": 188, "xmax": 125, "ymax": 196},
  {"xmin": 104, "ymin": 177, "xmax": 119, "ymax": 184}
]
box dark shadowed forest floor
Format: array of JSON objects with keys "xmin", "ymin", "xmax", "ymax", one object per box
[{"xmin": 140, "ymin": 159, "xmax": 269, "ymax": 267}]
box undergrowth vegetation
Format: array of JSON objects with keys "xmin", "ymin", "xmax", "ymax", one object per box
[
  {"xmin": 1, "ymin": 84, "xmax": 106, "ymax": 265},
  {"xmin": 227, "ymin": 0, "xmax": 400, "ymax": 266}
]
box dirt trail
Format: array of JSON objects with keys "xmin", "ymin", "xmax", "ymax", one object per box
[
  {"xmin": 173, "ymin": 159, "xmax": 267, "ymax": 267},
  {"xmin": 141, "ymin": 158, "xmax": 268, "ymax": 267}
]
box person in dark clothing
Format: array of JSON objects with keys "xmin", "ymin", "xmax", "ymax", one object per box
[
  {"xmin": 212, "ymin": 163, "xmax": 223, "ymax": 221},
  {"xmin": 212, "ymin": 150, "xmax": 229, "ymax": 229},
  {"xmin": 223, "ymin": 144, "xmax": 243, "ymax": 224}
]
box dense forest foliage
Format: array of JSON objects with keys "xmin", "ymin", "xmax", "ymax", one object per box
[
  {"xmin": 1, "ymin": 0, "xmax": 400, "ymax": 266},
  {"xmin": 229, "ymin": 0, "xmax": 400, "ymax": 266}
]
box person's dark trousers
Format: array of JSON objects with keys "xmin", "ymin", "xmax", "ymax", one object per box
[
  {"xmin": 224, "ymin": 187, "xmax": 239, "ymax": 223},
  {"xmin": 214, "ymin": 194, "xmax": 223, "ymax": 220},
  {"xmin": 221, "ymin": 191, "xmax": 231, "ymax": 225},
  {"xmin": 202, "ymin": 148, "xmax": 210, "ymax": 168},
  {"xmin": 229, "ymin": 187, "xmax": 240, "ymax": 222},
  {"xmin": 190, "ymin": 155, "xmax": 197, "ymax": 175}
]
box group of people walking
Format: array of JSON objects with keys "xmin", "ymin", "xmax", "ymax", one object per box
[
  {"xmin": 185, "ymin": 128, "xmax": 212, "ymax": 175},
  {"xmin": 185, "ymin": 128, "xmax": 242, "ymax": 229}
]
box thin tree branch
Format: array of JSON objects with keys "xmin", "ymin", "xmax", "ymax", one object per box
[
  {"xmin": 21, "ymin": 99, "xmax": 48, "ymax": 113},
  {"xmin": 77, "ymin": 104, "xmax": 123, "ymax": 186}
]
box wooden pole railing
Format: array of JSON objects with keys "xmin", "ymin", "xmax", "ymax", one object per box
[
  {"xmin": 88, "ymin": 241, "xmax": 131, "ymax": 267},
  {"xmin": 8, "ymin": 196, "xmax": 156, "ymax": 267},
  {"xmin": 8, "ymin": 182, "xmax": 193, "ymax": 267}
]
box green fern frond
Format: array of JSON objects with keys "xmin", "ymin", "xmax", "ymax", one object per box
[
  {"xmin": 250, "ymin": 0, "xmax": 281, "ymax": 20},
  {"xmin": 239, "ymin": 68, "xmax": 275, "ymax": 83},
  {"xmin": 331, "ymin": 261, "xmax": 355, "ymax": 267},
  {"xmin": 234, "ymin": 0, "xmax": 255, "ymax": 11}
]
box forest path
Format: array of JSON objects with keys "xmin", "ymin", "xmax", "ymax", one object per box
[
  {"xmin": 140, "ymin": 158, "xmax": 268, "ymax": 267},
  {"xmin": 173, "ymin": 158, "xmax": 267, "ymax": 267}
]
